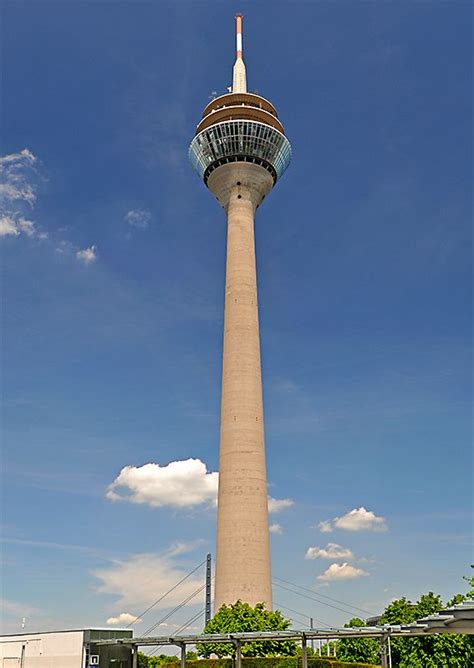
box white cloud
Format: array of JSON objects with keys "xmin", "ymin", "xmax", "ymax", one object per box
[
  {"xmin": 17, "ymin": 218, "xmax": 37, "ymax": 237},
  {"xmin": 107, "ymin": 459, "xmax": 218, "ymax": 509},
  {"xmin": 317, "ymin": 562, "xmax": 369, "ymax": 583},
  {"xmin": 335, "ymin": 507, "xmax": 387, "ymax": 532},
  {"xmin": 269, "ymin": 523, "xmax": 283, "ymax": 535},
  {"xmin": 318, "ymin": 520, "xmax": 333, "ymax": 533},
  {"xmin": 107, "ymin": 459, "xmax": 293, "ymax": 513},
  {"xmin": 268, "ymin": 497, "xmax": 294, "ymax": 513},
  {"xmin": 125, "ymin": 209, "xmax": 151, "ymax": 229},
  {"xmin": 93, "ymin": 552, "xmax": 204, "ymax": 608},
  {"xmin": 318, "ymin": 507, "xmax": 387, "ymax": 533},
  {"xmin": 106, "ymin": 612, "xmax": 141, "ymax": 626},
  {"xmin": 0, "ymin": 598, "xmax": 37, "ymax": 617},
  {"xmin": 0, "ymin": 150, "xmax": 48, "ymax": 241},
  {"xmin": 55, "ymin": 240, "xmax": 74, "ymax": 254},
  {"xmin": 166, "ymin": 541, "xmax": 205, "ymax": 557},
  {"xmin": 0, "ymin": 216, "xmax": 20, "ymax": 237},
  {"xmin": 0, "ymin": 149, "xmax": 37, "ymax": 207},
  {"xmin": 305, "ymin": 543, "xmax": 354, "ymax": 561},
  {"xmin": 76, "ymin": 245, "xmax": 98, "ymax": 265},
  {"xmin": 0, "ymin": 216, "xmax": 41, "ymax": 238},
  {"xmin": 0, "ymin": 148, "xmax": 36, "ymax": 167},
  {"xmin": 0, "ymin": 182, "xmax": 36, "ymax": 205}
]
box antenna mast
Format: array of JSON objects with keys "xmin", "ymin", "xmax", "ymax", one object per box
[{"xmin": 232, "ymin": 13, "xmax": 247, "ymax": 93}]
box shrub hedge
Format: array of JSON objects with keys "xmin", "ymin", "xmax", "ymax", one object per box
[{"xmin": 185, "ymin": 657, "xmax": 381, "ymax": 668}]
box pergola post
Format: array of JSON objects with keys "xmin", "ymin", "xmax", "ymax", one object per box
[
  {"xmin": 380, "ymin": 635, "xmax": 388, "ymax": 668},
  {"xmin": 301, "ymin": 634, "xmax": 308, "ymax": 668},
  {"xmin": 235, "ymin": 640, "xmax": 242, "ymax": 668},
  {"xmin": 179, "ymin": 643, "xmax": 186, "ymax": 668},
  {"xmin": 132, "ymin": 647, "xmax": 138, "ymax": 668}
]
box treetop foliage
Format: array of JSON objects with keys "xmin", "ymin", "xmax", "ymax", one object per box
[{"xmin": 197, "ymin": 601, "xmax": 297, "ymax": 658}]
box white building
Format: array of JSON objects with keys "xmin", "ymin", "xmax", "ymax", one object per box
[{"xmin": 0, "ymin": 628, "xmax": 133, "ymax": 667}]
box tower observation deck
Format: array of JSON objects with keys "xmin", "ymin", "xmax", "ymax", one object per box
[{"xmin": 189, "ymin": 15, "xmax": 291, "ymax": 612}]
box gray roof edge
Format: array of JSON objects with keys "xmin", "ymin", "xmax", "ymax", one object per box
[{"xmin": 0, "ymin": 628, "xmax": 133, "ymax": 638}]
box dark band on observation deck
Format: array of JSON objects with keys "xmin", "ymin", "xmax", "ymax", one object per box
[{"xmin": 203, "ymin": 155, "xmax": 277, "ymax": 185}]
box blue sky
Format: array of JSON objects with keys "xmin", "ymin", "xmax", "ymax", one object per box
[{"xmin": 1, "ymin": 0, "xmax": 472, "ymax": 639}]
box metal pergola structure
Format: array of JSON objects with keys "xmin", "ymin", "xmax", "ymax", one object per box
[{"xmin": 95, "ymin": 602, "xmax": 474, "ymax": 668}]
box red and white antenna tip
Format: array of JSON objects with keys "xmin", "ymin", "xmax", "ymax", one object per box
[
  {"xmin": 232, "ymin": 13, "xmax": 247, "ymax": 93},
  {"xmin": 235, "ymin": 14, "xmax": 243, "ymax": 59}
]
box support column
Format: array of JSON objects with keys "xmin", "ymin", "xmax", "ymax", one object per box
[
  {"xmin": 301, "ymin": 634, "xmax": 308, "ymax": 668},
  {"xmin": 380, "ymin": 636, "xmax": 389, "ymax": 668},
  {"xmin": 179, "ymin": 643, "xmax": 186, "ymax": 668},
  {"xmin": 214, "ymin": 170, "xmax": 272, "ymax": 610},
  {"xmin": 235, "ymin": 640, "xmax": 242, "ymax": 668}
]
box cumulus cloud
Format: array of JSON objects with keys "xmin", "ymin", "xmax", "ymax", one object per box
[
  {"xmin": 317, "ymin": 562, "xmax": 369, "ymax": 583},
  {"xmin": 125, "ymin": 209, "xmax": 151, "ymax": 229},
  {"xmin": 305, "ymin": 543, "xmax": 354, "ymax": 561},
  {"xmin": 76, "ymin": 245, "xmax": 98, "ymax": 265},
  {"xmin": 107, "ymin": 459, "xmax": 293, "ymax": 513},
  {"xmin": 107, "ymin": 459, "xmax": 218, "ymax": 509},
  {"xmin": 317, "ymin": 507, "xmax": 387, "ymax": 533},
  {"xmin": 93, "ymin": 552, "xmax": 204, "ymax": 608},
  {"xmin": 268, "ymin": 497, "xmax": 294, "ymax": 513},
  {"xmin": 106, "ymin": 612, "xmax": 141, "ymax": 626},
  {"xmin": 270, "ymin": 523, "xmax": 283, "ymax": 535},
  {"xmin": 335, "ymin": 507, "xmax": 387, "ymax": 532}
]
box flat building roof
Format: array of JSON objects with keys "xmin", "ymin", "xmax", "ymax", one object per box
[{"xmin": 0, "ymin": 628, "xmax": 133, "ymax": 638}]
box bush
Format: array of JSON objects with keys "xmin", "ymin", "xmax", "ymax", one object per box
[{"xmin": 185, "ymin": 658, "xmax": 380, "ymax": 668}]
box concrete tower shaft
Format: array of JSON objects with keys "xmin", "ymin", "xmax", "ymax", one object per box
[
  {"xmin": 189, "ymin": 15, "xmax": 291, "ymax": 612},
  {"xmin": 209, "ymin": 162, "xmax": 274, "ymax": 609}
]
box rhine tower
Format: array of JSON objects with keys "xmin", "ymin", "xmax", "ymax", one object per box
[{"xmin": 189, "ymin": 15, "xmax": 291, "ymax": 611}]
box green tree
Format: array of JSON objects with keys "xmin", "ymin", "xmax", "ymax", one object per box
[
  {"xmin": 380, "ymin": 590, "xmax": 474, "ymax": 668},
  {"xmin": 380, "ymin": 593, "xmax": 441, "ymax": 666},
  {"xmin": 331, "ymin": 570, "xmax": 474, "ymax": 667},
  {"xmin": 463, "ymin": 564, "xmax": 474, "ymax": 598},
  {"xmin": 380, "ymin": 597, "xmax": 417, "ymax": 625},
  {"xmin": 447, "ymin": 566, "xmax": 474, "ymax": 607},
  {"xmin": 336, "ymin": 618, "xmax": 380, "ymax": 665},
  {"xmin": 196, "ymin": 601, "xmax": 297, "ymax": 658}
]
